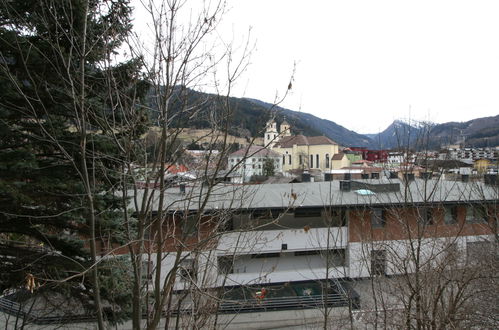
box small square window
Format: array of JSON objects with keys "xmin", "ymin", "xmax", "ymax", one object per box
[
  {"xmin": 218, "ymin": 256, "xmax": 234, "ymax": 274},
  {"xmin": 466, "ymin": 206, "xmax": 488, "ymax": 223},
  {"xmin": 179, "ymin": 259, "xmax": 196, "ymax": 280},
  {"xmin": 420, "ymin": 207, "xmax": 435, "ymax": 225}
]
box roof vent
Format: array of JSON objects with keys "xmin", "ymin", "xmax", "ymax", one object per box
[
  {"xmin": 403, "ymin": 173, "xmax": 415, "ymax": 181},
  {"xmin": 340, "ymin": 180, "xmax": 351, "ymax": 192},
  {"xmin": 484, "ymin": 174, "xmax": 497, "ymax": 185},
  {"xmin": 420, "ymin": 172, "xmax": 432, "ymax": 180},
  {"xmin": 302, "ymin": 173, "xmax": 311, "ymax": 182}
]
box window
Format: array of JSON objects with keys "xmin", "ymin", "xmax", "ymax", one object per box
[
  {"xmin": 218, "ymin": 256, "xmax": 235, "ymax": 274},
  {"xmin": 444, "ymin": 206, "xmax": 458, "ymax": 224},
  {"xmin": 327, "ymin": 208, "xmax": 348, "ymax": 227},
  {"xmin": 466, "ymin": 206, "xmax": 488, "ymax": 223},
  {"xmin": 371, "ymin": 208, "xmax": 386, "ymax": 228},
  {"xmin": 371, "ymin": 250, "xmax": 386, "ymax": 275},
  {"xmin": 294, "ymin": 250, "xmax": 321, "ymax": 256},
  {"xmin": 251, "ymin": 252, "xmax": 280, "ymax": 258},
  {"xmin": 251, "ymin": 209, "xmax": 280, "ymax": 219},
  {"xmin": 420, "ymin": 207, "xmax": 435, "ymax": 225},
  {"xmin": 310, "ymin": 155, "xmax": 314, "ymax": 168},
  {"xmin": 141, "ymin": 260, "xmax": 153, "ymax": 280},
  {"xmin": 282, "ymin": 155, "xmax": 285, "ymax": 165},
  {"xmin": 371, "ymin": 172, "xmax": 379, "ymax": 179},
  {"xmin": 299, "ymin": 155, "xmax": 303, "ymax": 165},
  {"xmin": 294, "ymin": 208, "xmax": 322, "ymax": 218},
  {"xmin": 179, "ymin": 259, "xmax": 196, "ymax": 280},
  {"xmin": 219, "ymin": 216, "xmax": 234, "ymax": 232},
  {"xmin": 182, "ymin": 215, "xmax": 198, "ymax": 237},
  {"xmin": 325, "ymin": 154, "xmax": 330, "ymax": 168},
  {"xmin": 267, "ymin": 134, "xmax": 270, "ymax": 140},
  {"xmin": 288, "ymin": 154, "xmax": 292, "ymax": 165},
  {"xmin": 316, "ymin": 154, "xmax": 320, "ymax": 168},
  {"xmin": 252, "ymin": 158, "xmax": 256, "ymax": 162}
]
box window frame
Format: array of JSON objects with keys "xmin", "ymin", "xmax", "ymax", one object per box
[{"xmin": 371, "ymin": 208, "xmax": 386, "ymax": 228}]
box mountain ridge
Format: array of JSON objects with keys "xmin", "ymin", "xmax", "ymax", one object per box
[{"xmin": 154, "ymin": 87, "xmax": 499, "ymax": 149}]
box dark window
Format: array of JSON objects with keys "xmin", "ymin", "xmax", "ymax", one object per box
[
  {"xmin": 371, "ymin": 172, "xmax": 379, "ymax": 179},
  {"xmin": 310, "ymin": 155, "xmax": 314, "ymax": 168},
  {"xmin": 218, "ymin": 256, "xmax": 235, "ymax": 274},
  {"xmin": 371, "ymin": 250, "xmax": 386, "ymax": 275},
  {"xmin": 295, "ymin": 208, "xmax": 322, "ymax": 218},
  {"xmin": 288, "ymin": 154, "xmax": 292, "ymax": 165},
  {"xmin": 251, "ymin": 209, "xmax": 280, "ymax": 219},
  {"xmin": 444, "ymin": 206, "xmax": 458, "ymax": 224},
  {"xmin": 251, "ymin": 253, "xmax": 280, "ymax": 258},
  {"xmin": 141, "ymin": 260, "xmax": 153, "ymax": 280},
  {"xmin": 219, "ymin": 216, "xmax": 234, "ymax": 232},
  {"xmin": 183, "ymin": 215, "xmax": 198, "ymax": 237},
  {"xmin": 466, "ymin": 206, "xmax": 488, "ymax": 223},
  {"xmin": 325, "ymin": 154, "xmax": 330, "ymax": 168},
  {"xmin": 294, "ymin": 250, "xmax": 321, "ymax": 256},
  {"xmin": 316, "ymin": 154, "xmax": 320, "ymax": 168},
  {"xmin": 179, "ymin": 259, "xmax": 196, "ymax": 280},
  {"xmin": 371, "ymin": 208, "xmax": 386, "ymax": 228},
  {"xmin": 420, "ymin": 207, "xmax": 435, "ymax": 225},
  {"xmin": 283, "ymin": 155, "xmax": 285, "ymax": 165}
]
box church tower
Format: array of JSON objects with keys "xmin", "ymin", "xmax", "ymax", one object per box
[
  {"xmin": 264, "ymin": 120, "xmax": 279, "ymax": 148},
  {"xmin": 280, "ymin": 119, "xmax": 291, "ymax": 137}
]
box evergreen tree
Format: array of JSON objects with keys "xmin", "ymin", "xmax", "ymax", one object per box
[{"xmin": 0, "ymin": 0, "xmax": 146, "ymax": 322}]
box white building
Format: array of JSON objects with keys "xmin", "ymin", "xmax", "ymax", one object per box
[{"xmin": 227, "ymin": 146, "xmax": 282, "ymax": 182}]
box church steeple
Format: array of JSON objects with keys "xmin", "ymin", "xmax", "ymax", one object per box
[
  {"xmin": 280, "ymin": 119, "xmax": 291, "ymax": 137},
  {"xmin": 264, "ymin": 119, "xmax": 278, "ymax": 148}
]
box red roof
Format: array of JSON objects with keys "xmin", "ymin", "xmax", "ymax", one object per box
[
  {"xmin": 165, "ymin": 164, "xmax": 189, "ymax": 174},
  {"xmin": 275, "ymin": 135, "xmax": 337, "ymax": 148},
  {"xmin": 332, "ymin": 153, "xmax": 346, "ymax": 160}
]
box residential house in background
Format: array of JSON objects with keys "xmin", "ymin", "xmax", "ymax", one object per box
[
  {"xmin": 228, "ymin": 146, "xmax": 282, "ymax": 183},
  {"xmin": 331, "ymin": 153, "xmax": 351, "ymax": 170}
]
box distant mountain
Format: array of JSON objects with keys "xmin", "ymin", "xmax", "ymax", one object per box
[
  {"xmin": 368, "ymin": 115, "xmax": 499, "ymax": 149},
  {"xmin": 244, "ymin": 98, "xmax": 372, "ymax": 147},
  {"xmin": 152, "ymin": 87, "xmax": 374, "ymax": 147},
  {"xmin": 367, "ymin": 120, "xmax": 426, "ymax": 149},
  {"xmin": 149, "ymin": 87, "xmax": 498, "ymax": 150}
]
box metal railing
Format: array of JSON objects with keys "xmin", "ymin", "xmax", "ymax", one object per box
[{"xmin": 0, "ymin": 295, "xmax": 97, "ymax": 325}]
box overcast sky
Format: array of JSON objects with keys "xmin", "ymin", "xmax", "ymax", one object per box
[{"xmin": 132, "ymin": 0, "xmax": 499, "ymax": 134}]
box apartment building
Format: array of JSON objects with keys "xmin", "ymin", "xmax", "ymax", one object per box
[{"xmin": 136, "ymin": 178, "xmax": 497, "ymax": 298}]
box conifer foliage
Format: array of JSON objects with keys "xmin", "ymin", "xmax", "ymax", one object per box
[{"xmin": 0, "ymin": 0, "xmax": 146, "ymax": 321}]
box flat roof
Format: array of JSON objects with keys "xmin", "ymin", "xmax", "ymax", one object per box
[{"xmin": 130, "ymin": 179, "xmax": 498, "ymax": 213}]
